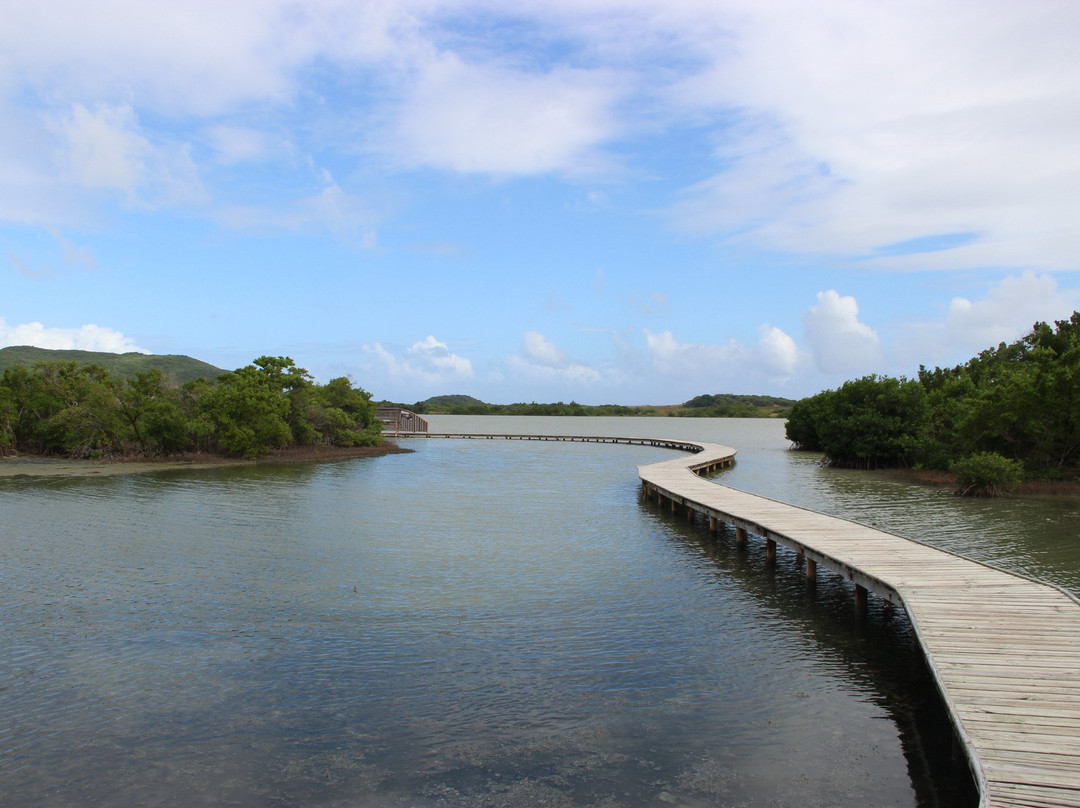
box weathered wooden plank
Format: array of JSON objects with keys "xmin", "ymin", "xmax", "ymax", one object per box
[{"xmin": 636, "ymin": 439, "xmax": 1080, "ymax": 808}]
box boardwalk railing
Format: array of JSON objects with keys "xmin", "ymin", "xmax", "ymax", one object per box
[
  {"xmin": 376, "ymin": 408, "xmax": 429, "ymax": 435},
  {"xmin": 390, "ymin": 432, "xmax": 1080, "ymax": 808}
]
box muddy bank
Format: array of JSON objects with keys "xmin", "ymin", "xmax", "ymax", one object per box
[{"xmin": 0, "ymin": 442, "xmax": 410, "ymax": 478}]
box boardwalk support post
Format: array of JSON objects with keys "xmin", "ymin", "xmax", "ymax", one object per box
[
  {"xmin": 709, "ymin": 516, "xmax": 718, "ymax": 533},
  {"xmin": 806, "ymin": 558, "xmax": 817, "ymax": 582},
  {"xmin": 855, "ymin": 584, "xmax": 868, "ymax": 613},
  {"xmin": 735, "ymin": 527, "xmax": 747, "ymax": 547},
  {"xmin": 766, "ymin": 538, "xmax": 777, "ymax": 563}
]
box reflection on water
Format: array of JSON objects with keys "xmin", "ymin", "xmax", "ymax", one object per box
[{"xmin": 1, "ymin": 416, "xmax": 1043, "ymax": 806}]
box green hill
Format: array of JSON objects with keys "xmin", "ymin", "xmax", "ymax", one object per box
[
  {"xmin": 0, "ymin": 346, "xmax": 225, "ymax": 385},
  {"xmin": 377, "ymin": 392, "xmax": 793, "ymax": 417},
  {"xmin": 418, "ymin": 394, "xmax": 488, "ymax": 409}
]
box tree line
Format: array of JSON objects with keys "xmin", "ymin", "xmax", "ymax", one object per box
[
  {"xmin": 785, "ymin": 314, "xmax": 1080, "ymax": 492},
  {"xmin": 0, "ymin": 356, "xmax": 382, "ymax": 460},
  {"xmin": 395, "ymin": 393, "xmax": 793, "ymax": 418}
]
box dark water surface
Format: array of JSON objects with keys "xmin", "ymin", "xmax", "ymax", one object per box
[{"xmin": 5, "ymin": 416, "xmax": 1069, "ymax": 807}]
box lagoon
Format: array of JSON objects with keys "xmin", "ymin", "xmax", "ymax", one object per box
[{"xmin": 5, "ymin": 416, "xmax": 1072, "ymax": 806}]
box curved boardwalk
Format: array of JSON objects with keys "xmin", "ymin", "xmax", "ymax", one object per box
[
  {"xmin": 392, "ymin": 431, "xmax": 1080, "ymax": 807},
  {"xmin": 639, "ymin": 441, "xmax": 1080, "ymax": 808}
]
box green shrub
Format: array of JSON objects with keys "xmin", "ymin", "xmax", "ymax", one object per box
[{"xmin": 950, "ymin": 452, "xmax": 1023, "ymax": 497}]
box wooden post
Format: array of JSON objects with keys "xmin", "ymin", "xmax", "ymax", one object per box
[
  {"xmin": 735, "ymin": 527, "xmax": 747, "ymax": 547},
  {"xmin": 671, "ymin": 498, "xmax": 678, "ymax": 514},
  {"xmin": 686, "ymin": 505, "xmax": 695, "ymax": 521},
  {"xmin": 806, "ymin": 558, "xmax": 817, "ymax": 582},
  {"xmin": 709, "ymin": 515, "xmax": 718, "ymax": 533},
  {"xmin": 855, "ymin": 584, "xmax": 868, "ymax": 612},
  {"xmin": 766, "ymin": 538, "xmax": 776, "ymax": 563}
]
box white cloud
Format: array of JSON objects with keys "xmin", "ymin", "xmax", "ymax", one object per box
[
  {"xmin": 508, "ymin": 331, "xmax": 606, "ymax": 384},
  {"xmin": 756, "ymin": 324, "xmax": 799, "ymax": 377},
  {"xmin": 56, "ymin": 103, "xmax": 205, "ymax": 207},
  {"xmin": 60, "ymin": 104, "xmax": 147, "ymax": 194},
  {"xmin": 803, "ymin": 291, "xmax": 882, "ymax": 375},
  {"xmin": 203, "ymin": 125, "xmax": 282, "ymax": 165},
  {"xmin": 893, "ymin": 272, "xmax": 1080, "ymax": 368},
  {"xmin": 663, "ymin": 0, "xmax": 1080, "ymax": 270},
  {"xmin": 521, "ymin": 331, "xmax": 565, "ymax": 367},
  {"xmin": 215, "ymin": 172, "xmax": 378, "ymax": 247},
  {"xmin": 642, "ymin": 322, "xmax": 801, "ymax": 386},
  {"xmin": 387, "ymin": 50, "xmax": 621, "ymax": 176},
  {"xmin": 0, "ymin": 317, "xmax": 147, "ymax": 352},
  {"xmin": 363, "ymin": 335, "xmax": 473, "ymax": 384},
  {"xmin": 946, "ymin": 272, "xmax": 1076, "ymax": 347}
]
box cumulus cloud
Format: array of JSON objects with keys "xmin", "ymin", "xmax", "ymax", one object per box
[
  {"xmin": 0, "ymin": 317, "xmax": 147, "ymax": 352},
  {"xmin": 642, "ymin": 323, "xmax": 801, "ymax": 386},
  {"xmin": 945, "ymin": 272, "xmax": 1079, "ymax": 346},
  {"xmin": 803, "ymin": 291, "xmax": 882, "ymax": 375},
  {"xmin": 508, "ymin": 331, "xmax": 606, "ymax": 384},
  {"xmin": 756, "ymin": 324, "xmax": 799, "ymax": 377},
  {"xmin": 363, "ymin": 335, "xmax": 473, "ymax": 384},
  {"xmin": 521, "ymin": 331, "xmax": 565, "ymax": 367},
  {"xmin": 894, "ymin": 272, "xmax": 1080, "ymax": 368}
]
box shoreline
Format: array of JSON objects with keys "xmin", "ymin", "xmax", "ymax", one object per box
[
  {"xmin": 0, "ymin": 442, "xmax": 411, "ymax": 478},
  {"xmin": 883, "ymin": 467, "xmax": 1080, "ymax": 498}
]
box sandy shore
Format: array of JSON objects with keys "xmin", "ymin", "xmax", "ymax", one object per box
[{"xmin": 0, "ymin": 443, "xmax": 411, "ymax": 478}]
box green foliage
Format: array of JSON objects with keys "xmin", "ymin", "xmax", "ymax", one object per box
[
  {"xmin": 786, "ymin": 313, "xmax": 1080, "ymax": 482},
  {"xmin": 950, "ymin": 452, "xmax": 1024, "ymax": 497},
  {"xmin": 785, "ymin": 376, "xmax": 925, "ymax": 468},
  {"xmin": 0, "ymin": 346, "xmax": 224, "ymax": 384},
  {"xmin": 0, "ymin": 355, "xmax": 380, "ymax": 459},
  {"xmin": 402, "ymin": 392, "xmax": 794, "ymax": 417},
  {"xmin": 680, "ymin": 393, "xmax": 794, "ymax": 417}
]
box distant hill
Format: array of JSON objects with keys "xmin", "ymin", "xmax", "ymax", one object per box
[
  {"xmin": 0, "ymin": 346, "xmax": 225, "ymax": 385},
  {"xmin": 675, "ymin": 393, "xmax": 795, "ymax": 418},
  {"xmin": 419, "ymin": 394, "xmax": 488, "ymax": 409},
  {"xmin": 375, "ymin": 392, "xmax": 794, "ymax": 417}
]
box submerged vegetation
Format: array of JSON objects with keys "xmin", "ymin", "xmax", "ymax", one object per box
[
  {"xmin": 786, "ymin": 314, "xmax": 1080, "ymax": 493},
  {"xmin": 0, "ymin": 355, "xmax": 381, "ymax": 460}
]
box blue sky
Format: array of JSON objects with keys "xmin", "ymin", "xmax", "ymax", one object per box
[{"xmin": 3, "ymin": 1, "xmax": 1080, "ymax": 404}]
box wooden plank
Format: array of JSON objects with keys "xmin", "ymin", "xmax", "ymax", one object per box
[{"xmin": 636, "ymin": 439, "xmax": 1080, "ymax": 808}]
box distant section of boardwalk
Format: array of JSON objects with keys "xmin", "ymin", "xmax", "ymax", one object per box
[
  {"xmin": 391, "ymin": 431, "xmax": 713, "ymax": 457},
  {"xmin": 390, "ymin": 431, "xmax": 1080, "ymax": 807}
]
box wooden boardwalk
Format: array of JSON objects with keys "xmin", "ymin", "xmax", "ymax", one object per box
[
  {"xmin": 638, "ymin": 441, "xmax": 1080, "ymax": 808},
  {"xmin": 391, "ymin": 431, "xmax": 1080, "ymax": 806}
]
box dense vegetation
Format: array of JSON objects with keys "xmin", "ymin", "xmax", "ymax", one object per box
[
  {"xmin": 383, "ymin": 393, "xmax": 793, "ymax": 418},
  {"xmin": 785, "ymin": 314, "xmax": 1080, "ymax": 491},
  {"xmin": 674, "ymin": 393, "xmax": 794, "ymax": 418},
  {"xmin": 0, "ymin": 356, "xmax": 381, "ymax": 460},
  {"xmin": 0, "ymin": 345, "xmax": 224, "ymax": 384}
]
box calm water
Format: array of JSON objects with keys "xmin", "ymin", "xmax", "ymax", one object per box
[{"xmin": 4, "ymin": 416, "xmax": 1074, "ymax": 807}]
